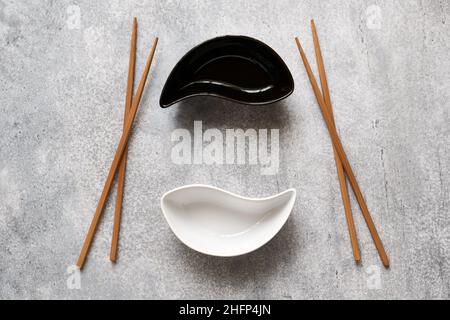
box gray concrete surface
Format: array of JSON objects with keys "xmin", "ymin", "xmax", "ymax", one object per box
[{"xmin": 0, "ymin": 0, "xmax": 449, "ymax": 299}]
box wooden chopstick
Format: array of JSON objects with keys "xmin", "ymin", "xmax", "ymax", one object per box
[
  {"xmin": 110, "ymin": 18, "xmax": 138, "ymax": 263},
  {"xmin": 295, "ymin": 36, "xmax": 390, "ymax": 268},
  {"xmin": 310, "ymin": 20, "xmax": 361, "ymax": 264},
  {"xmin": 76, "ymin": 36, "xmax": 159, "ymax": 269}
]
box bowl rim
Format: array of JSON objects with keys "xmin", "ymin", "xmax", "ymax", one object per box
[{"xmin": 160, "ymin": 184, "xmax": 297, "ymax": 257}]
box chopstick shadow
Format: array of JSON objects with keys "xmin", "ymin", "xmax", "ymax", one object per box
[{"xmin": 175, "ymin": 218, "xmax": 300, "ymax": 292}]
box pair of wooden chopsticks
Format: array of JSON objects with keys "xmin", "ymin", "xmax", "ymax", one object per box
[
  {"xmin": 76, "ymin": 18, "xmax": 158, "ymax": 269},
  {"xmin": 295, "ymin": 20, "xmax": 389, "ymax": 268}
]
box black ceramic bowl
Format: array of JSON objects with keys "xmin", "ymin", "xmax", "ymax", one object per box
[{"xmin": 160, "ymin": 36, "xmax": 294, "ymax": 108}]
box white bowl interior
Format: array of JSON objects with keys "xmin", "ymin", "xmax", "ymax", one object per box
[{"xmin": 161, "ymin": 185, "xmax": 296, "ymax": 256}]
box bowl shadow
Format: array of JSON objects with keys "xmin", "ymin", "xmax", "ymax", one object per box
[
  {"xmin": 170, "ymin": 95, "xmax": 295, "ymax": 131},
  {"xmin": 174, "ymin": 217, "xmax": 300, "ymax": 296}
]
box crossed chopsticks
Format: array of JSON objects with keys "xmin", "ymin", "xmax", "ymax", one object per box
[
  {"xmin": 295, "ymin": 20, "xmax": 390, "ymax": 268},
  {"xmin": 76, "ymin": 18, "xmax": 158, "ymax": 269}
]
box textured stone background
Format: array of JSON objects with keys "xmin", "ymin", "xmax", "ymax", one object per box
[{"xmin": 0, "ymin": 0, "xmax": 449, "ymax": 299}]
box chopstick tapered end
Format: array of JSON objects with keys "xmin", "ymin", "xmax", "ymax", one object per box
[
  {"xmin": 294, "ymin": 37, "xmax": 302, "ymax": 51},
  {"xmin": 295, "ymin": 38, "xmax": 308, "ymax": 60},
  {"xmin": 382, "ymin": 257, "xmax": 390, "ymax": 269},
  {"xmin": 75, "ymin": 258, "xmax": 84, "ymax": 270}
]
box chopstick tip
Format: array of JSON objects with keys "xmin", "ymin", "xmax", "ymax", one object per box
[
  {"xmin": 75, "ymin": 261, "xmax": 83, "ymax": 270},
  {"xmin": 294, "ymin": 37, "xmax": 304, "ymax": 52}
]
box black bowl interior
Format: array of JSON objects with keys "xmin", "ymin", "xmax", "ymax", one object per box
[{"xmin": 160, "ymin": 36, "xmax": 294, "ymax": 107}]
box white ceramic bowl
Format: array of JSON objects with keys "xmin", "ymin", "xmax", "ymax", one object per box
[{"xmin": 160, "ymin": 185, "xmax": 296, "ymax": 257}]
